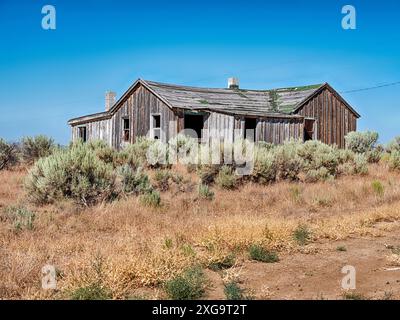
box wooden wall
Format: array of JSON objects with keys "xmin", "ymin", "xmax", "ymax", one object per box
[
  {"xmin": 256, "ymin": 118, "xmax": 304, "ymax": 144},
  {"xmin": 295, "ymin": 87, "xmax": 358, "ymax": 148},
  {"xmin": 203, "ymin": 112, "xmax": 235, "ymax": 143},
  {"xmin": 71, "ymin": 84, "xmax": 178, "ymax": 149},
  {"xmin": 71, "ymin": 118, "xmax": 112, "ymax": 146}
]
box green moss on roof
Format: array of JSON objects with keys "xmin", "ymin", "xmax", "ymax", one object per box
[
  {"xmin": 276, "ymin": 84, "xmax": 323, "ymax": 92},
  {"xmin": 198, "ymin": 99, "xmax": 209, "ymax": 104}
]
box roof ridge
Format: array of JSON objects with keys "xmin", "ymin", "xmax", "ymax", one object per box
[{"xmin": 144, "ymin": 79, "xmax": 323, "ymax": 93}]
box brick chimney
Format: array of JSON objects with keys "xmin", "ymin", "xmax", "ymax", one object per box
[
  {"xmin": 228, "ymin": 77, "xmax": 239, "ymax": 89},
  {"xmin": 105, "ymin": 91, "xmax": 116, "ymax": 111}
]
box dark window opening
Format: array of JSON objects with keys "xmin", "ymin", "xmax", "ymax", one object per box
[
  {"xmin": 152, "ymin": 114, "xmax": 161, "ymax": 139},
  {"xmin": 304, "ymin": 119, "xmax": 314, "ymax": 141},
  {"xmin": 244, "ymin": 118, "xmax": 257, "ymax": 140},
  {"xmin": 78, "ymin": 126, "xmax": 87, "ymax": 142},
  {"xmin": 123, "ymin": 118, "xmax": 130, "ymax": 142},
  {"xmin": 184, "ymin": 114, "xmax": 204, "ymax": 140}
]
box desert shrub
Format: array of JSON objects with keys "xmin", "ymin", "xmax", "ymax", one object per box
[
  {"xmin": 70, "ymin": 282, "xmax": 111, "ymax": 300},
  {"xmin": 198, "ymin": 183, "xmax": 214, "ymax": 200},
  {"xmin": 371, "ymin": 180, "xmax": 384, "ymax": 197},
  {"xmin": 386, "ymin": 136, "xmax": 400, "ymax": 153},
  {"xmin": 336, "ymin": 246, "xmax": 347, "ymax": 252},
  {"xmin": 139, "ymin": 189, "xmax": 161, "ymax": 207},
  {"xmin": 298, "ymin": 141, "xmax": 340, "ymax": 179},
  {"xmin": 215, "ymin": 165, "xmax": 237, "ymax": 189},
  {"xmin": 248, "ymin": 244, "xmax": 279, "ymax": 263},
  {"xmin": 275, "ymin": 140, "xmax": 303, "ymax": 181},
  {"xmin": 353, "ymin": 153, "xmax": 368, "ymax": 175},
  {"xmin": 256, "ymin": 141, "xmax": 275, "ymax": 151},
  {"xmin": 389, "ymin": 151, "xmax": 400, "ymax": 171},
  {"xmin": 293, "ymin": 224, "xmax": 311, "ymax": 246},
  {"xmin": 119, "ymin": 137, "xmax": 154, "ymax": 169},
  {"xmin": 197, "ymin": 165, "xmax": 220, "ymax": 185},
  {"xmin": 147, "ymin": 140, "xmax": 169, "ymax": 167},
  {"xmin": 224, "ymin": 281, "xmax": 245, "ymax": 300},
  {"xmin": 4, "ymin": 206, "xmax": 35, "ymax": 231},
  {"xmin": 305, "ymin": 167, "xmax": 332, "ymax": 182},
  {"xmin": 0, "ymin": 139, "xmax": 19, "ymax": 170},
  {"xmin": 169, "ymin": 134, "xmax": 198, "ymax": 165},
  {"xmin": 164, "ymin": 266, "xmax": 206, "ymax": 300},
  {"xmin": 251, "ymin": 148, "xmax": 278, "ymax": 184},
  {"xmin": 87, "ymin": 140, "xmax": 118, "ymax": 166},
  {"xmin": 21, "ymin": 135, "xmax": 55, "ymax": 163},
  {"xmin": 365, "ymin": 149, "xmax": 382, "ymax": 164},
  {"xmin": 25, "ymin": 142, "xmax": 116, "ymax": 206},
  {"xmin": 345, "ymin": 131, "xmax": 378, "ymax": 153},
  {"xmin": 208, "ymin": 253, "xmax": 236, "ymax": 271},
  {"xmin": 154, "ymin": 169, "xmax": 172, "ymax": 191},
  {"xmin": 337, "ymin": 148, "xmax": 355, "ymax": 164},
  {"xmin": 118, "ymin": 164, "xmax": 152, "ymax": 195}
]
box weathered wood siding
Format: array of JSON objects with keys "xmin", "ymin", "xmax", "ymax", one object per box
[
  {"xmin": 71, "ymin": 119, "xmax": 112, "ymax": 145},
  {"xmin": 295, "ymin": 88, "xmax": 357, "ymax": 148},
  {"xmin": 256, "ymin": 118, "xmax": 304, "ymax": 144},
  {"xmin": 231, "ymin": 116, "xmax": 303, "ymax": 144},
  {"xmin": 71, "ymin": 84, "xmax": 178, "ymax": 149},
  {"xmin": 110, "ymin": 84, "xmax": 177, "ymax": 148},
  {"xmin": 203, "ymin": 112, "xmax": 235, "ymax": 143}
]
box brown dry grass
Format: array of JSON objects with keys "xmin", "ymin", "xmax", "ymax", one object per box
[{"xmin": 1, "ymin": 163, "xmax": 400, "ymax": 299}]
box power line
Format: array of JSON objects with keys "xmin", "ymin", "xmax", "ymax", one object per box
[{"xmin": 339, "ymin": 81, "xmax": 400, "ymax": 94}]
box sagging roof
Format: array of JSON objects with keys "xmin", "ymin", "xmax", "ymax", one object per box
[{"xmin": 68, "ymin": 79, "xmax": 359, "ymax": 125}]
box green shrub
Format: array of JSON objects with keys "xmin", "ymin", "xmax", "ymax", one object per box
[
  {"xmin": 119, "ymin": 137, "xmax": 154, "ymax": 169},
  {"xmin": 154, "ymin": 169, "xmax": 172, "ymax": 191},
  {"xmin": 70, "ymin": 282, "xmax": 111, "ymax": 300},
  {"xmin": 248, "ymin": 244, "xmax": 279, "ymax": 263},
  {"xmin": 298, "ymin": 141, "xmax": 340, "ymax": 179},
  {"xmin": 336, "ymin": 246, "xmax": 347, "ymax": 252},
  {"xmin": 293, "ymin": 224, "xmax": 311, "ymax": 246},
  {"xmin": 215, "ymin": 165, "xmax": 237, "ymax": 189},
  {"xmin": 337, "ymin": 149, "xmax": 355, "ymax": 164},
  {"xmin": 118, "ymin": 165, "xmax": 152, "ymax": 195},
  {"xmin": 147, "ymin": 140, "xmax": 169, "ymax": 167},
  {"xmin": 371, "ymin": 180, "xmax": 384, "ymax": 197},
  {"xmin": 275, "ymin": 140, "xmax": 303, "ymax": 181},
  {"xmin": 164, "ymin": 266, "xmax": 206, "ymax": 300},
  {"xmin": 4, "ymin": 206, "xmax": 35, "ymax": 231},
  {"xmin": 0, "ymin": 139, "xmax": 19, "ymax": 170},
  {"xmin": 139, "ymin": 189, "xmax": 161, "ymax": 207},
  {"xmin": 305, "ymin": 167, "xmax": 332, "ymax": 183},
  {"xmin": 251, "ymin": 148, "xmax": 277, "ymax": 184},
  {"xmin": 345, "ymin": 131, "xmax": 378, "ymax": 153},
  {"xmin": 386, "ymin": 136, "xmax": 400, "ymax": 153},
  {"xmin": 388, "ymin": 151, "xmax": 400, "ymax": 171},
  {"xmin": 208, "ymin": 254, "xmax": 236, "ymax": 271},
  {"xmin": 365, "ymin": 148, "xmax": 382, "ymax": 164},
  {"xmin": 197, "ymin": 165, "xmax": 220, "ymax": 185},
  {"xmin": 169, "ymin": 134, "xmax": 198, "ymax": 165},
  {"xmin": 21, "ymin": 135, "xmax": 55, "ymax": 164},
  {"xmin": 198, "ymin": 183, "xmax": 214, "ymax": 200},
  {"xmin": 87, "ymin": 140, "xmax": 118, "ymax": 166},
  {"xmin": 25, "ymin": 142, "xmax": 116, "ymax": 206},
  {"xmin": 353, "ymin": 154, "xmax": 368, "ymax": 175},
  {"xmin": 224, "ymin": 281, "xmax": 245, "ymax": 300}
]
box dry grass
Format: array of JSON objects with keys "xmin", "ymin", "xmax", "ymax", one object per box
[{"xmin": 1, "ymin": 163, "xmax": 400, "ymax": 299}]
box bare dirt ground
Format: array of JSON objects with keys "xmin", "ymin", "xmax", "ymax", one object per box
[{"xmin": 205, "ymin": 226, "xmax": 400, "ymax": 300}]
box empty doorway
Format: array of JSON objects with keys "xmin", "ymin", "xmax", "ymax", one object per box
[
  {"xmin": 244, "ymin": 118, "xmax": 257, "ymax": 140},
  {"xmin": 184, "ymin": 114, "xmax": 204, "ymax": 140}
]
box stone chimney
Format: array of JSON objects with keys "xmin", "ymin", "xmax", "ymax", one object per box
[
  {"xmin": 105, "ymin": 91, "xmax": 116, "ymax": 111},
  {"xmin": 228, "ymin": 77, "xmax": 239, "ymax": 89}
]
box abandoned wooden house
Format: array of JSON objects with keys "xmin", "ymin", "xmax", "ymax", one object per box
[{"xmin": 68, "ymin": 78, "xmax": 360, "ymax": 149}]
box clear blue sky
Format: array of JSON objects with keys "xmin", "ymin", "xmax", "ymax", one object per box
[{"xmin": 0, "ymin": 0, "xmax": 399, "ymax": 145}]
